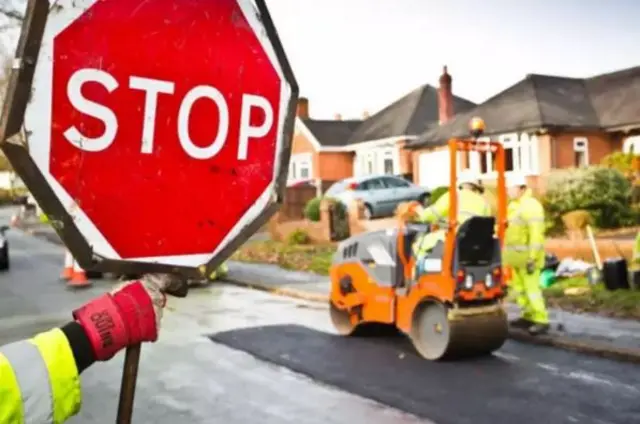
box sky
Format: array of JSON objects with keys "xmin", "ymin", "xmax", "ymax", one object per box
[
  {"xmin": 0, "ymin": 0, "xmax": 638, "ymax": 121},
  {"xmin": 264, "ymin": 0, "xmax": 640, "ymax": 119}
]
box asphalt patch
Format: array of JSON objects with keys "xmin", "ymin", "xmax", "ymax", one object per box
[{"xmin": 210, "ymin": 324, "xmax": 639, "ymax": 424}]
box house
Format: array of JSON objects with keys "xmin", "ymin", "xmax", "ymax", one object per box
[
  {"xmin": 289, "ymin": 66, "xmax": 475, "ymax": 188},
  {"xmin": 408, "ymin": 66, "xmax": 640, "ymax": 190},
  {"xmin": 288, "ymin": 98, "xmax": 363, "ymax": 188}
]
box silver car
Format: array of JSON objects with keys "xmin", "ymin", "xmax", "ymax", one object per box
[{"xmin": 325, "ymin": 175, "xmax": 430, "ymax": 219}]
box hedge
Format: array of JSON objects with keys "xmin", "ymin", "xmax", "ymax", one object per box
[{"xmin": 542, "ymin": 166, "xmax": 637, "ymax": 234}]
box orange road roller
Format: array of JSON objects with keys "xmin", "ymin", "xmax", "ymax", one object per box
[{"xmin": 329, "ymin": 127, "xmax": 510, "ymax": 360}]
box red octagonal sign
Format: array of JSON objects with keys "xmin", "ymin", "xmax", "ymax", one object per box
[{"xmin": 19, "ymin": 0, "xmax": 297, "ymax": 269}]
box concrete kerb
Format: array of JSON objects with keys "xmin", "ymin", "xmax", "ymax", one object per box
[
  {"xmin": 224, "ymin": 276, "xmax": 330, "ymax": 303},
  {"xmin": 224, "ymin": 277, "xmax": 640, "ymax": 364}
]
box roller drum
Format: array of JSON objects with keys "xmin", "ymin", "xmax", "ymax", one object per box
[
  {"xmin": 330, "ymin": 301, "xmax": 357, "ymax": 336},
  {"xmin": 411, "ymin": 302, "xmax": 508, "ymax": 360}
]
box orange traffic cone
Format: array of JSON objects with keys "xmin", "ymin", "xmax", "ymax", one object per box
[
  {"xmin": 60, "ymin": 250, "xmax": 74, "ymax": 281},
  {"xmin": 68, "ymin": 259, "xmax": 91, "ymax": 288}
]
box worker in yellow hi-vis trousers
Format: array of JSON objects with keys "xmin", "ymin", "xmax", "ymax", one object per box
[{"xmin": 503, "ymin": 174, "xmax": 549, "ymax": 335}]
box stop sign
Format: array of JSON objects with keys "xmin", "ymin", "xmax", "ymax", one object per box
[{"xmin": 2, "ymin": 0, "xmax": 297, "ymax": 273}]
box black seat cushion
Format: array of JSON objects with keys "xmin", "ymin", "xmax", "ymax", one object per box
[{"xmin": 456, "ymin": 217, "xmax": 496, "ymax": 266}]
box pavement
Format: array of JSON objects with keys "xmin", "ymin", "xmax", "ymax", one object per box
[{"xmin": 2, "ymin": 206, "xmax": 640, "ymax": 423}]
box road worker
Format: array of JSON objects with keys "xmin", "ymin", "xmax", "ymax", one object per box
[
  {"xmin": 409, "ymin": 170, "xmax": 492, "ymax": 275},
  {"xmin": 0, "ymin": 275, "xmax": 169, "ymax": 423},
  {"xmin": 503, "ymin": 173, "xmax": 550, "ymax": 335}
]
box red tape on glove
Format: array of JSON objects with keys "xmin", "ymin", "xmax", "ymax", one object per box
[{"xmin": 73, "ymin": 281, "xmax": 159, "ymax": 361}]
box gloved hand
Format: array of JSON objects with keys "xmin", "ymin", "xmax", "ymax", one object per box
[
  {"xmin": 398, "ymin": 201, "xmax": 423, "ymax": 221},
  {"xmin": 526, "ymin": 260, "xmax": 536, "ymax": 275},
  {"xmin": 72, "ymin": 274, "xmax": 171, "ymax": 361}
]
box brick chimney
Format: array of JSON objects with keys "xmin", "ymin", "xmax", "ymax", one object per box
[
  {"xmin": 438, "ymin": 65, "xmax": 454, "ymax": 124},
  {"xmin": 296, "ymin": 97, "xmax": 309, "ymax": 119},
  {"xmin": 334, "ymin": 113, "xmax": 342, "ymax": 121}
]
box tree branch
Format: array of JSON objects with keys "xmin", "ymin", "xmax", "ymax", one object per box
[{"xmin": 0, "ymin": 5, "xmax": 24, "ymax": 22}]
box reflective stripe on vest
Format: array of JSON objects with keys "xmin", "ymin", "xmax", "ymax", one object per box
[
  {"xmin": 0, "ymin": 351, "xmax": 24, "ymax": 423},
  {"xmin": 0, "ymin": 328, "xmax": 81, "ymax": 424},
  {"xmin": 1, "ymin": 340, "xmax": 55, "ymax": 423},
  {"xmin": 504, "ymin": 243, "xmax": 545, "ymax": 252}
]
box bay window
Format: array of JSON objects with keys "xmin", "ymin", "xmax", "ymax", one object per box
[
  {"xmin": 466, "ymin": 132, "xmax": 539, "ymax": 177},
  {"xmin": 354, "ymin": 147, "xmax": 399, "ymax": 177}
]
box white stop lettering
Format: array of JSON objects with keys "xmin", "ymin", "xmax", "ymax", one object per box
[{"xmin": 62, "ymin": 68, "xmax": 274, "ymax": 160}]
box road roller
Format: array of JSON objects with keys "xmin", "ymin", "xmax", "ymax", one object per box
[{"xmin": 329, "ymin": 120, "xmax": 510, "ymax": 360}]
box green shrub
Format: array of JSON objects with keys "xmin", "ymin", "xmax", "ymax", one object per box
[
  {"xmin": 601, "ymin": 152, "xmax": 636, "ymax": 178},
  {"xmin": 287, "ymin": 228, "xmax": 310, "ymax": 245},
  {"xmin": 430, "ymin": 186, "xmax": 448, "ymax": 205},
  {"xmin": 543, "ymin": 167, "xmax": 633, "ymax": 233},
  {"xmin": 304, "ymin": 197, "xmax": 322, "ymax": 222}
]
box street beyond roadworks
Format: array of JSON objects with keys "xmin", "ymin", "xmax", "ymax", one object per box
[{"xmin": 14, "ymin": 208, "xmax": 640, "ymax": 363}]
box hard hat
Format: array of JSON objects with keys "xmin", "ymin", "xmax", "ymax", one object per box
[
  {"xmin": 505, "ymin": 173, "xmax": 527, "ymax": 188},
  {"xmin": 457, "ymin": 170, "xmax": 482, "ymax": 188}
]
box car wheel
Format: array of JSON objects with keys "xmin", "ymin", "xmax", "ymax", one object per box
[
  {"xmin": 0, "ymin": 244, "xmax": 9, "ymax": 271},
  {"xmin": 418, "ymin": 193, "xmax": 429, "ymax": 205},
  {"xmin": 363, "ymin": 204, "xmax": 373, "ymax": 220}
]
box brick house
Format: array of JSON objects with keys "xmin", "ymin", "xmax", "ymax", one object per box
[
  {"xmin": 290, "ymin": 66, "xmax": 475, "ymax": 188},
  {"xmin": 408, "ymin": 66, "xmax": 640, "ymax": 190},
  {"xmin": 288, "ymin": 98, "xmax": 362, "ymax": 187}
]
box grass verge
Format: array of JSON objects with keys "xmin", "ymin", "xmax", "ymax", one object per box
[
  {"xmin": 232, "ymin": 240, "xmax": 334, "ymax": 275},
  {"xmin": 543, "ymin": 276, "xmax": 640, "ymax": 320}
]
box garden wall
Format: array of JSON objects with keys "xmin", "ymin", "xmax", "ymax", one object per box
[{"xmin": 545, "ymin": 238, "xmax": 634, "ymax": 262}]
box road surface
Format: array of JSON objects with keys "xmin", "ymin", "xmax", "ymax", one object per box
[{"xmin": 0, "ymin": 207, "xmax": 638, "ymax": 423}]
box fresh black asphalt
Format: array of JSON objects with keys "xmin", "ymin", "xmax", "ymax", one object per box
[{"xmin": 211, "ymin": 324, "xmax": 640, "ymax": 424}]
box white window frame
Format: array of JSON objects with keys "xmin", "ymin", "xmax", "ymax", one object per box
[
  {"xmin": 573, "ymin": 137, "xmax": 589, "ymax": 168},
  {"xmin": 288, "ymin": 152, "xmax": 313, "ymax": 182},
  {"xmin": 623, "ymin": 136, "xmax": 640, "ymax": 154},
  {"xmin": 466, "ymin": 132, "xmax": 541, "ymax": 178},
  {"xmin": 354, "ymin": 146, "xmax": 399, "ymax": 177},
  {"xmin": 499, "ymin": 134, "xmax": 519, "ymax": 173},
  {"xmin": 520, "ymin": 133, "xmax": 540, "ymax": 175},
  {"xmin": 365, "ymin": 151, "xmax": 375, "ymax": 175},
  {"xmin": 379, "ymin": 148, "xmax": 397, "ymax": 175}
]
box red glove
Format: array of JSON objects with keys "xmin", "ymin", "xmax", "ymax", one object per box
[{"xmin": 73, "ymin": 275, "xmax": 169, "ymax": 361}]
